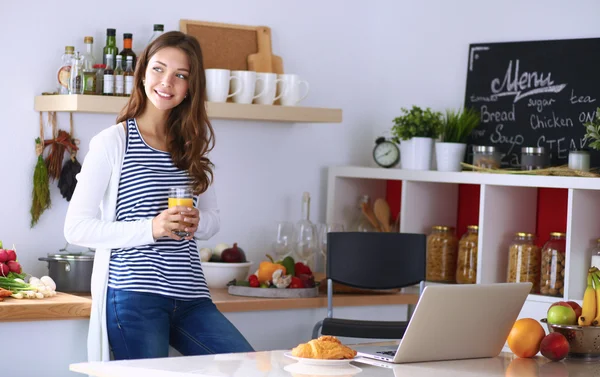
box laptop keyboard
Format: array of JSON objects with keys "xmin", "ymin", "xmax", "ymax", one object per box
[{"xmin": 376, "ymin": 350, "xmax": 397, "ymax": 357}]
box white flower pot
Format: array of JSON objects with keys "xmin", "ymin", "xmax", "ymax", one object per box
[
  {"xmin": 435, "ymin": 142, "xmax": 467, "ymax": 172},
  {"xmin": 400, "ymin": 137, "xmax": 433, "ymax": 170}
]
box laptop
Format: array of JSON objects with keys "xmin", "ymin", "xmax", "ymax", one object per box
[{"xmin": 354, "ymin": 282, "xmax": 531, "ymax": 364}]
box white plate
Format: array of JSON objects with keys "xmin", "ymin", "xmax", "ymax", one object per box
[{"xmin": 284, "ymin": 352, "xmax": 359, "ymax": 366}]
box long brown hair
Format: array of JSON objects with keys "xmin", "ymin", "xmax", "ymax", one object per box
[{"xmin": 117, "ymin": 31, "xmax": 214, "ymax": 194}]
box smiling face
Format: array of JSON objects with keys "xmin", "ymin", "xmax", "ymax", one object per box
[{"xmin": 144, "ymin": 46, "xmax": 190, "ymax": 111}]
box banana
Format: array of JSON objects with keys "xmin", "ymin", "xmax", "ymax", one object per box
[
  {"xmin": 593, "ymin": 271, "xmax": 600, "ymax": 326},
  {"xmin": 579, "ymin": 271, "xmax": 596, "ymax": 326}
]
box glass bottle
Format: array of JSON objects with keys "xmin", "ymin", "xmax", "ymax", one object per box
[
  {"xmin": 293, "ymin": 192, "xmax": 316, "ymax": 270},
  {"xmin": 591, "ymin": 238, "xmax": 600, "ymax": 270},
  {"xmin": 68, "ymin": 51, "xmax": 85, "ymax": 95},
  {"xmin": 350, "ymin": 195, "xmax": 376, "ymax": 232},
  {"xmin": 540, "ymin": 232, "xmax": 566, "ymax": 297},
  {"xmin": 148, "ymin": 24, "xmax": 164, "ymax": 45},
  {"xmin": 456, "ymin": 225, "xmax": 479, "ymax": 284},
  {"xmin": 120, "ymin": 33, "xmax": 137, "ymax": 70},
  {"xmin": 507, "ymin": 232, "xmax": 540, "ymax": 294},
  {"xmin": 82, "ymin": 36, "xmax": 96, "ymax": 95},
  {"xmin": 94, "ymin": 64, "xmax": 106, "ymax": 95},
  {"xmin": 426, "ymin": 226, "xmax": 458, "ymax": 283},
  {"xmin": 103, "ymin": 55, "xmax": 115, "ymax": 96},
  {"xmin": 103, "ymin": 28, "xmax": 118, "ymax": 66},
  {"xmin": 114, "ymin": 55, "xmax": 124, "ymax": 97},
  {"xmin": 124, "ymin": 56, "xmax": 134, "ymax": 96},
  {"xmin": 57, "ymin": 46, "xmax": 74, "ymax": 94}
]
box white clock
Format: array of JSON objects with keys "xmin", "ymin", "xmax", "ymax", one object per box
[{"xmin": 373, "ymin": 137, "xmax": 400, "ymax": 168}]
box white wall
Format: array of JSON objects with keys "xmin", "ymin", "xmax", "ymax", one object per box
[{"xmin": 1, "ymin": 0, "xmax": 377, "ymax": 278}]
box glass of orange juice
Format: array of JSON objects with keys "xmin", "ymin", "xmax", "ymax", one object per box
[{"xmin": 168, "ymin": 187, "xmax": 194, "ymax": 237}]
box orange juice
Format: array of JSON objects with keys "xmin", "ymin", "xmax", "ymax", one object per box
[{"xmin": 168, "ymin": 197, "xmax": 194, "ymax": 208}]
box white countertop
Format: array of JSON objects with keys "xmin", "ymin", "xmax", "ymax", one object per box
[{"xmin": 70, "ymin": 349, "xmax": 600, "ymax": 377}]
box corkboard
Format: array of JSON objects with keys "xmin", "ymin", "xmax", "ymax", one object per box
[{"xmin": 180, "ymin": 20, "xmax": 259, "ymax": 71}]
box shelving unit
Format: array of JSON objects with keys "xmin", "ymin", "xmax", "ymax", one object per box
[
  {"xmin": 33, "ymin": 95, "xmax": 342, "ymax": 123},
  {"xmin": 326, "ymin": 166, "xmax": 600, "ymax": 318}
]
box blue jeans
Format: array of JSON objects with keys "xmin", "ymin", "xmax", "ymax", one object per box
[{"xmin": 106, "ymin": 287, "xmax": 254, "ymax": 360}]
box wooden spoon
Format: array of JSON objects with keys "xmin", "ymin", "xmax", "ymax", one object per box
[
  {"xmin": 374, "ymin": 198, "xmax": 391, "ymax": 232},
  {"xmin": 361, "ymin": 202, "xmax": 381, "ymax": 232}
]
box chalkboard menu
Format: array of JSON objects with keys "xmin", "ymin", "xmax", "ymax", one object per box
[{"xmin": 464, "ymin": 38, "xmax": 600, "ymax": 168}]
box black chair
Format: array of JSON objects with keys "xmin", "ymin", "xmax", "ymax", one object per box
[{"xmin": 312, "ymin": 231, "xmax": 426, "ymax": 340}]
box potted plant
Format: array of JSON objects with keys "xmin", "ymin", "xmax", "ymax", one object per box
[
  {"xmin": 435, "ymin": 108, "xmax": 480, "ymax": 172},
  {"xmin": 391, "ymin": 106, "xmax": 442, "ymax": 170}
]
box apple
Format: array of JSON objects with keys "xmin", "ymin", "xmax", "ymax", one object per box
[
  {"xmin": 547, "ymin": 305, "xmax": 577, "ymax": 325},
  {"xmin": 549, "ymin": 301, "xmax": 571, "ymax": 310},
  {"xmin": 540, "ymin": 333, "xmax": 570, "ymax": 361},
  {"xmin": 566, "ymin": 301, "xmax": 583, "ymax": 319},
  {"xmin": 0, "ymin": 249, "xmax": 7, "ymax": 263}
]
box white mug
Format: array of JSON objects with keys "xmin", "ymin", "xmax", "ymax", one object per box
[
  {"xmin": 253, "ymin": 72, "xmax": 286, "ymax": 105},
  {"xmin": 231, "ymin": 70, "xmax": 266, "ymax": 104},
  {"xmin": 277, "ymin": 74, "xmax": 309, "ymax": 106},
  {"xmin": 205, "ymin": 69, "xmax": 242, "ymax": 103}
]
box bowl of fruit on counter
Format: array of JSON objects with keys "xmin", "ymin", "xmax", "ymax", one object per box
[
  {"xmin": 226, "ymin": 254, "xmax": 318, "ymax": 298},
  {"xmin": 200, "ymin": 243, "xmax": 252, "ymax": 289}
]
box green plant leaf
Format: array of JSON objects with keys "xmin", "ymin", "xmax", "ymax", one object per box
[{"xmin": 439, "ymin": 107, "xmax": 481, "ymax": 143}]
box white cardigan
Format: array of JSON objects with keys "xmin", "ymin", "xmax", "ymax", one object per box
[{"xmin": 64, "ymin": 123, "xmax": 220, "ymax": 362}]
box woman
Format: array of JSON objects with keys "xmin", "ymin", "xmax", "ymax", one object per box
[{"xmin": 64, "ymin": 31, "xmax": 253, "ymax": 362}]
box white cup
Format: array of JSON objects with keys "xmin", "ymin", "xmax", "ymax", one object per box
[
  {"xmin": 253, "ymin": 72, "xmax": 285, "ymax": 105},
  {"xmin": 205, "ymin": 69, "xmax": 242, "ymax": 103},
  {"xmin": 277, "ymin": 74, "xmax": 309, "ymax": 106},
  {"xmin": 231, "ymin": 70, "xmax": 266, "ymax": 104}
]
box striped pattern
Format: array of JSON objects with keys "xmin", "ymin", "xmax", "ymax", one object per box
[{"xmin": 108, "ymin": 118, "xmax": 210, "ymax": 299}]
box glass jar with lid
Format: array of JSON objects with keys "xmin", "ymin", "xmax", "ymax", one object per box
[
  {"xmin": 507, "ymin": 232, "xmax": 540, "ymax": 294},
  {"xmin": 472, "ymin": 146, "xmax": 502, "ymax": 169},
  {"xmin": 540, "ymin": 232, "xmax": 566, "ymax": 297},
  {"xmin": 590, "ymin": 238, "xmax": 600, "ymax": 270},
  {"xmin": 426, "ymin": 226, "xmax": 458, "ymax": 283},
  {"xmin": 521, "ymin": 147, "xmax": 548, "ymax": 170},
  {"xmin": 456, "ymin": 225, "xmax": 479, "ymax": 284}
]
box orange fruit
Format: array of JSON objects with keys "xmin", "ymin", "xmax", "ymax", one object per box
[{"xmin": 507, "ymin": 318, "xmax": 546, "ymax": 358}]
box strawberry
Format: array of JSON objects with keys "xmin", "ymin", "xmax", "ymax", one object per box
[{"xmin": 289, "ymin": 276, "xmax": 304, "ymax": 289}]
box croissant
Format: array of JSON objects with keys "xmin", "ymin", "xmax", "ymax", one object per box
[{"xmin": 291, "ymin": 336, "xmax": 357, "ymax": 359}]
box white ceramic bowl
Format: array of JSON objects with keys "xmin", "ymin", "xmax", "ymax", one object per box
[{"xmin": 201, "ymin": 261, "xmax": 253, "ymax": 288}]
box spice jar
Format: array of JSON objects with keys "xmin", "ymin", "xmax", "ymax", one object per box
[
  {"xmin": 473, "ymin": 146, "xmax": 502, "ymax": 169},
  {"xmin": 456, "ymin": 225, "xmax": 479, "ymax": 284},
  {"xmin": 426, "ymin": 226, "xmax": 458, "ymax": 283},
  {"xmin": 507, "ymin": 232, "xmax": 540, "ymax": 294},
  {"xmin": 521, "ymin": 147, "xmax": 548, "ymax": 170},
  {"xmin": 540, "ymin": 232, "xmax": 566, "ymax": 297}
]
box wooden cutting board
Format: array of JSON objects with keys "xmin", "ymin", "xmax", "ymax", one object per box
[
  {"xmin": 248, "ymin": 26, "xmax": 284, "ymax": 74},
  {"xmin": 180, "ymin": 20, "xmax": 284, "ymax": 74}
]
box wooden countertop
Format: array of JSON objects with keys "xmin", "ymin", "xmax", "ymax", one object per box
[
  {"xmin": 0, "ymin": 292, "xmax": 91, "ymax": 322},
  {"xmin": 0, "ymin": 289, "xmax": 418, "ymax": 321}
]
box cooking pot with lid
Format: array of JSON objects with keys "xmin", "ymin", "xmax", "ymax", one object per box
[{"xmin": 38, "ymin": 251, "xmax": 95, "ymax": 293}]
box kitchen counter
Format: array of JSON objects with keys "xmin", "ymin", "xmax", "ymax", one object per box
[
  {"xmin": 69, "ymin": 349, "xmax": 590, "ymax": 377},
  {"xmin": 0, "ymin": 289, "xmax": 418, "ymax": 321}
]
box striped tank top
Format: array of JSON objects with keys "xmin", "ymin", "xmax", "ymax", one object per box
[{"xmin": 108, "ymin": 118, "xmax": 210, "ymax": 299}]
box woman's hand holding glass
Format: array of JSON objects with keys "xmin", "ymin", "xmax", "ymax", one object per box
[{"xmin": 152, "ymin": 206, "xmax": 199, "ymax": 240}]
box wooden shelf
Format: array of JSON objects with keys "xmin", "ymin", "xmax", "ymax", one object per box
[{"xmin": 33, "ymin": 95, "xmax": 342, "ymax": 123}]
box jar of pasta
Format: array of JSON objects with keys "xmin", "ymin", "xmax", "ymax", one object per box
[
  {"xmin": 540, "ymin": 232, "xmax": 566, "ymax": 297},
  {"xmin": 456, "ymin": 225, "xmax": 479, "ymax": 284},
  {"xmin": 507, "ymin": 232, "xmax": 540, "ymax": 294},
  {"xmin": 426, "ymin": 226, "xmax": 458, "ymax": 283}
]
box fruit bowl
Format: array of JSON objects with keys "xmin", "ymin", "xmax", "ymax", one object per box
[
  {"xmin": 201, "ymin": 261, "xmax": 253, "ymax": 289},
  {"xmin": 541, "ymin": 318, "xmax": 600, "ymax": 360}
]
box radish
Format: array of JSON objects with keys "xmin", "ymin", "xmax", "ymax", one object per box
[
  {"xmin": 6, "ymin": 249, "xmax": 16, "ymax": 262},
  {"xmin": 0, "ymin": 250, "xmax": 7, "ymax": 263},
  {"xmin": 0, "ymin": 263, "xmax": 8, "ymax": 277},
  {"xmin": 7, "ymin": 261, "xmax": 21, "ymax": 273}
]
